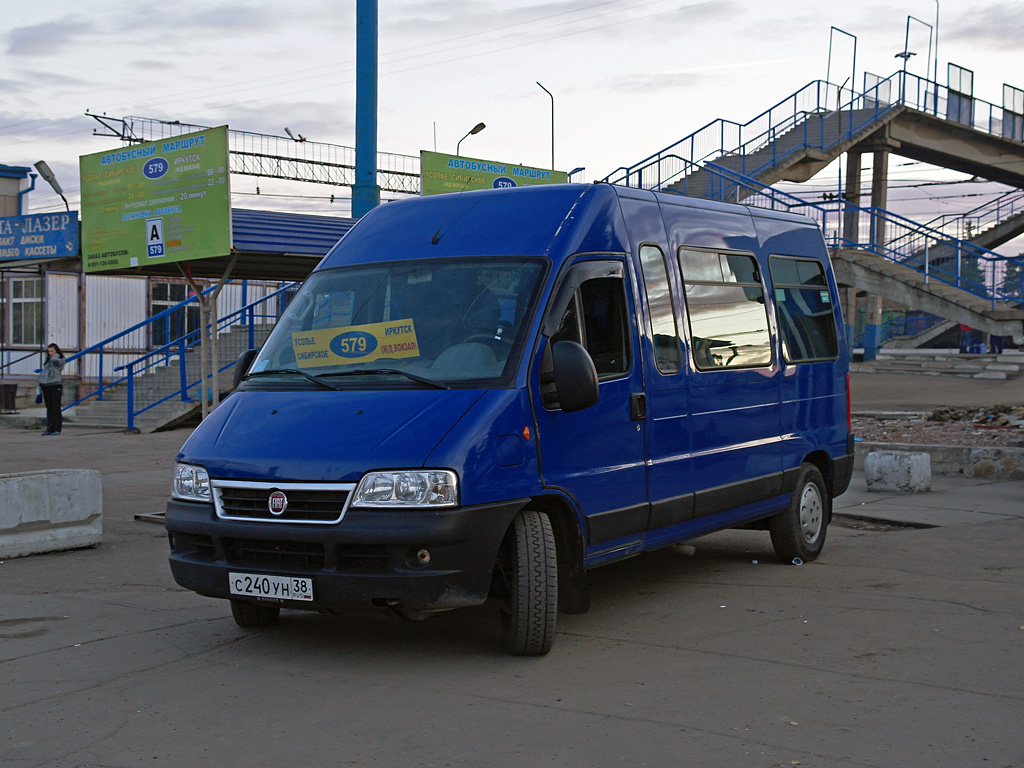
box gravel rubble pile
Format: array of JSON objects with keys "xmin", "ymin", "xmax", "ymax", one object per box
[{"xmin": 853, "ymin": 405, "xmax": 1024, "ymax": 448}]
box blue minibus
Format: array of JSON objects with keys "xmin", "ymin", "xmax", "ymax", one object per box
[{"xmin": 165, "ymin": 183, "xmax": 854, "ymax": 655}]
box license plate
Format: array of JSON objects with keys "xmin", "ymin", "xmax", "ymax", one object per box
[{"xmin": 228, "ymin": 572, "xmax": 314, "ymax": 602}]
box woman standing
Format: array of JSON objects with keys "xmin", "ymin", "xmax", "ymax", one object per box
[{"xmin": 38, "ymin": 343, "xmax": 65, "ymax": 436}]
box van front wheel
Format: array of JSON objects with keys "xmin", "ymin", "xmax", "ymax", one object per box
[
  {"xmin": 771, "ymin": 464, "xmax": 828, "ymax": 563},
  {"xmin": 497, "ymin": 509, "xmax": 558, "ymax": 656}
]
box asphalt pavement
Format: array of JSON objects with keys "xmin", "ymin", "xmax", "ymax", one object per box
[
  {"xmin": 1, "ymin": 381, "xmax": 1023, "ymax": 767},
  {"xmin": 849, "ymin": 370, "xmax": 1023, "ymax": 411}
]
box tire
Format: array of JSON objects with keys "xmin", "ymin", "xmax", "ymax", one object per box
[
  {"xmin": 230, "ymin": 599, "xmax": 281, "ymax": 627},
  {"xmin": 771, "ymin": 464, "xmax": 828, "ymax": 563},
  {"xmin": 498, "ymin": 510, "xmax": 558, "ymax": 656}
]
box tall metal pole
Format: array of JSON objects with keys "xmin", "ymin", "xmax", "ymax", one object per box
[
  {"xmin": 537, "ymin": 82, "xmax": 554, "ymax": 170},
  {"xmin": 353, "ymin": 0, "xmax": 380, "ymax": 218}
]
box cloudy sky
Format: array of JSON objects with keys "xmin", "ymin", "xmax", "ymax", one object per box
[{"xmin": 2, "ymin": 0, "xmax": 1021, "ymax": 233}]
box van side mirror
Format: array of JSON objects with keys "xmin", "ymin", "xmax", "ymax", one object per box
[
  {"xmin": 551, "ymin": 341, "xmax": 599, "ymax": 412},
  {"xmin": 233, "ymin": 349, "xmax": 259, "ymax": 390}
]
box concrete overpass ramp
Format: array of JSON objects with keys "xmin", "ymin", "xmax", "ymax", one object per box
[{"xmin": 832, "ymin": 247, "xmax": 1024, "ymax": 344}]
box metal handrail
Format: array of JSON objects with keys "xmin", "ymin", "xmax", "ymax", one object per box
[
  {"xmin": 920, "ymin": 189, "xmax": 1024, "ymax": 243},
  {"xmin": 605, "ymin": 68, "xmax": 1022, "ymax": 194},
  {"xmin": 0, "ymin": 348, "xmax": 44, "ymax": 378},
  {"xmin": 687, "ymin": 161, "xmax": 1024, "ymax": 305},
  {"xmin": 60, "ymin": 282, "xmax": 226, "ymax": 409},
  {"xmin": 107, "ymin": 282, "xmax": 297, "ymax": 430}
]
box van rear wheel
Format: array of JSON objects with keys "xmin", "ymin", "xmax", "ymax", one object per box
[
  {"xmin": 497, "ymin": 509, "xmax": 558, "ymax": 656},
  {"xmin": 230, "ymin": 599, "xmax": 281, "ymax": 627},
  {"xmin": 770, "ymin": 464, "xmax": 828, "ymax": 563}
]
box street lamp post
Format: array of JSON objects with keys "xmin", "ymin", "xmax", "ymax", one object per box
[
  {"xmin": 537, "ymin": 81, "xmax": 554, "ymax": 170},
  {"xmin": 33, "ymin": 161, "xmax": 69, "ymax": 211},
  {"xmin": 456, "ymin": 122, "xmax": 486, "ymax": 156}
]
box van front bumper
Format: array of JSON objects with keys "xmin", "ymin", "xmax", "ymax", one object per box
[{"xmin": 165, "ymin": 497, "xmax": 529, "ymax": 613}]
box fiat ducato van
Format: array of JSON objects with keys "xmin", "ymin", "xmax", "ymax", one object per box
[{"xmin": 165, "ymin": 183, "xmax": 854, "ymax": 655}]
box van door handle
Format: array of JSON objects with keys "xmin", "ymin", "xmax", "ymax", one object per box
[{"xmin": 630, "ymin": 393, "xmax": 647, "ymax": 421}]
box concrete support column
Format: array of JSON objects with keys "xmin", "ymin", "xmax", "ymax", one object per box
[
  {"xmin": 862, "ymin": 148, "xmax": 890, "ymax": 361},
  {"xmin": 842, "ymin": 150, "xmax": 862, "ymax": 352},
  {"xmin": 842, "ymin": 150, "xmax": 862, "ymax": 244}
]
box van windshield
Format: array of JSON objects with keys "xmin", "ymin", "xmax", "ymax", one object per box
[{"xmin": 247, "ymin": 257, "xmax": 546, "ymax": 388}]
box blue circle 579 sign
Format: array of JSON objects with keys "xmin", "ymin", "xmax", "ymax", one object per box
[
  {"xmin": 330, "ymin": 331, "xmax": 378, "ymax": 358},
  {"xmin": 143, "ymin": 157, "xmax": 169, "ymax": 179}
]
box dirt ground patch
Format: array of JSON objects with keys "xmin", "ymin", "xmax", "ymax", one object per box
[{"xmin": 853, "ymin": 405, "xmax": 1024, "ymax": 448}]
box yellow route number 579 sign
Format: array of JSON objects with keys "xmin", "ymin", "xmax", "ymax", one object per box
[{"xmin": 291, "ymin": 319, "xmax": 419, "ymax": 368}]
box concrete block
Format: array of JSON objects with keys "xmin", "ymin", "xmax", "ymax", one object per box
[
  {"xmin": 865, "ymin": 450, "xmax": 931, "ymax": 493},
  {"xmin": 0, "ymin": 469, "xmax": 102, "ymax": 558}
]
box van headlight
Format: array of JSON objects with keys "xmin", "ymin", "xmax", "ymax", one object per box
[
  {"xmin": 172, "ymin": 463, "xmax": 212, "ymax": 502},
  {"xmin": 352, "ymin": 470, "xmax": 458, "ymax": 508}
]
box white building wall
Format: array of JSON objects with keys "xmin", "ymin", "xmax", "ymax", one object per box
[
  {"xmin": 46, "ymin": 272, "xmax": 80, "ymax": 351},
  {"xmin": 84, "ymin": 275, "xmax": 148, "ymax": 348}
]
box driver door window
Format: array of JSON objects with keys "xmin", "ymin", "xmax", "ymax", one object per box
[{"xmin": 551, "ymin": 276, "xmax": 630, "ymax": 379}]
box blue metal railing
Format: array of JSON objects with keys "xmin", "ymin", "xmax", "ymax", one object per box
[
  {"xmin": 605, "ymin": 69, "xmax": 1022, "ymax": 196},
  {"xmin": 922, "ymin": 189, "xmax": 1024, "ymax": 243},
  {"xmin": 109, "ymin": 283, "xmax": 296, "ymax": 430},
  {"xmin": 60, "ymin": 283, "xmax": 225, "ymax": 410},
  {"xmin": 603, "ymin": 77, "xmax": 895, "ymax": 191},
  {"xmin": 60, "ymin": 282, "xmax": 295, "ymax": 430}
]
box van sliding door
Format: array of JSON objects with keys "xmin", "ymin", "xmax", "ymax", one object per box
[{"xmin": 679, "ymin": 247, "xmax": 785, "ymax": 520}]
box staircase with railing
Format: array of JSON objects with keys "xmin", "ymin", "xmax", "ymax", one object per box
[
  {"xmin": 921, "ymin": 190, "xmax": 1024, "ymax": 253},
  {"xmin": 66, "ymin": 283, "xmax": 296, "ymax": 432},
  {"xmin": 669, "ymin": 161, "xmax": 1024, "ymax": 344},
  {"xmin": 604, "ymin": 75, "xmax": 899, "ymax": 194},
  {"xmin": 605, "ymin": 69, "xmax": 1024, "ymax": 202}
]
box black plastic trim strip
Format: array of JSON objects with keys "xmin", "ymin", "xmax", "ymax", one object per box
[{"xmin": 587, "ymin": 503, "xmax": 649, "ymax": 545}]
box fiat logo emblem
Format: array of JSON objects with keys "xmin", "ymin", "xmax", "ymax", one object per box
[{"xmin": 268, "ymin": 490, "xmax": 288, "ymax": 516}]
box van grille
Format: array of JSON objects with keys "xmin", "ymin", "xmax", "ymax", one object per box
[
  {"xmin": 223, "ymin": 538, "xmax": 326, "ymax": 570},
  {"xmin": 213, "ymin": 480, "xmax": 356, "ymax": 524}
]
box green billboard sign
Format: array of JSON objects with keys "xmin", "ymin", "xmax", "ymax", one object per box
[
  {"xmin": 420, "ymin": 150, "xmax": 567, "ymax": 196},
  {"xmin": 80, "ymin": 126, "xmax": 231, "ymax": 272}
]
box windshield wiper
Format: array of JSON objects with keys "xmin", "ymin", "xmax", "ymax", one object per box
[
  {"xmin": 245, "ymin": 368, "xmax": 340, "ymax": 390},
  {"xmin": 322, "ymin": 368, "xmax": 449, "ymax": 390}
]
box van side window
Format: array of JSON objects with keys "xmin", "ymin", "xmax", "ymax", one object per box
[
  {"xmin": 769, "ymin": 256, "xmax": 839, "ymax": 362},
  {"xmin": 678, "ymin": 248, "xmax": 772, "ymax": 370},
  {"xmin": 639, "ymin": 245, "xmax": 681, "ymax": 373},
  {"xmin": 551, "ymin": 277, "xmax": 630, "ymax": 378}
]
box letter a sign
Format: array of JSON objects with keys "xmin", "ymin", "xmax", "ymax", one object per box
[{"xmin": 146, "ymin": 217, "xmax": 165, "ymax": 259}]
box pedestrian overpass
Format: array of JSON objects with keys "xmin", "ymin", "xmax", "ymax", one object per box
[{"xmin": 604, "ymin": 68, "xmax": 1024, "ymax": 354}]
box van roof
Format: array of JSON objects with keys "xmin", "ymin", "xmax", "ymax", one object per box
[{"xmin": 317, "ymin": 183, "xmax": 818, "ymax": 271}]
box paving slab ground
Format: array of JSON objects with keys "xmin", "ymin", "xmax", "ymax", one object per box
[
  {"xmin": 848, "ymin": 371, "xmax": 1023, "ymax": 411},
  {"xmin": 1, "ymin": 415, "xmax": 1023, "ymax": 767}
]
